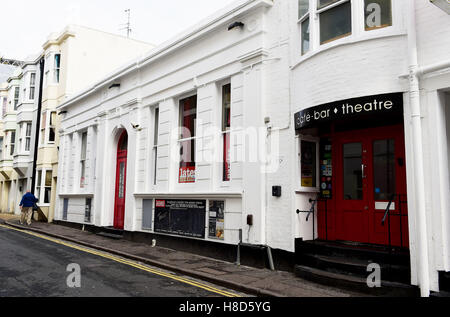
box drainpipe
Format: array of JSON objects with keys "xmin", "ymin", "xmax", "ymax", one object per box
[
  {"xmin": 31, "ymin": 58, "xmax": 44, "ymax": 197},
  {"xmin": 407, "ymin": 0, "xmax": 430, "ymax": 297}
]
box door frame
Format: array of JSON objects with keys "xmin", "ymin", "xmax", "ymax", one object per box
[
  {"xmin": 320, "ymin": 124, "xmax": 408, "ymax": 247},
  {"xmin": 113, "ymin": 130, "xmax": 128, "ymax": 230}
]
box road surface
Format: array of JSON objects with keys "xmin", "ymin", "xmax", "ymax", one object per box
[{"xmin": 0, "ymin": 224, "xmax": 245, "ymax": 297}]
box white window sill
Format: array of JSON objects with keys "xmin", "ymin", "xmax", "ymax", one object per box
[{"xmin": 295, "ymin": 188, "xmax": 320, "ymax": 194}]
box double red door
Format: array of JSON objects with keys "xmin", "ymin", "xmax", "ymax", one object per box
[
  {"xmin": 320, "ymin": 125, "xmax": 409, "ymax": 247},
  {"xmin": 114, "ymin": 132, "xmax": 128, "ymax": 230}
]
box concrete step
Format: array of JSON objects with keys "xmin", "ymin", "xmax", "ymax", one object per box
[
  {"xmin": 299, "ymin": 253, "xmax": 411, "ymax": 284},
  {"xmin": 295, "ymin": 265, "xmax": 419, "ymax": 297}
]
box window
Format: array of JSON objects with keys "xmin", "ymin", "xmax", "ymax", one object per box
[
  {"xmin": 35, "ymin": 170, "xmax": 54, "ymax": 205},
  {"xmin": 364, "ymin": 0, "xmax": 392, "ymax": 31},
  {"xmin": 80, "ymin": 132, "xmax": 88, "ymax": 188},
  {"xmin": 54, "ymin": 54, "xmax": 61, "ymax": 83},
  {"xmin": 299, "ymin": 0, "xmax": 310, "ymax": 55},
  {"xmin": 44, "ymin": 170, "xmax": 52, "ymax": 204},
  {"xmin": 18, "ymin": 125, "xmax": 23, "ymax": 153},
  {"xmin": 178, "ymin": 95, "xmax": 197, "ymax": 184},
  {"xmin": 301, "ymin": 140, "xmax": 317, "ymax": 188},
  {"xmin": 36, "ymin": 170, "xmax": 42, "ymax": 203},
  {"xmin": 49, "ymin": 112, "xmax": 56, "ymax": 142},
  {"xmin": 2, "ymin": 97, "xmax": 6, "ymax": 117},
  {"xmin": 10, "ymin": 131, "xmax": 16, "ymax": 156},
  {"xmin": 298, "ymin": 0, "xmax": 309, "ymax": 19},
  {"xmin": 0, "ymin": 137, "xmax": 3, "ymax": 160},
  {"xmin": 14, "ymin": 87, "xmax": 19, "ymax": 110},
  {"xmin": 25, "ymin": 123, "xmax": 32, "ymax": 152},
  {"xmin": 153, "ymin": 107, "xmax": 159, "ymax": 185},
  {"xmin": 343, "ymin": 142, "xmax": 363, "ymax": 200},
  {"xmin": 301, "ymin": 18, "xmax": 310, "ymax": 55},
  {"xmin": 29, "ymin": 73, "xmax": 36, "ymax": 100},
  {"xmin": 222, "ymin": 84, "xmax": 231, "ymax": 182},
  {"xmin": 319, "ymin": 0, "xmax": 352, "ymax": 44},
  {"xmin": 40, "ymin": 112, "xmax": 47, "ymax": 145}
]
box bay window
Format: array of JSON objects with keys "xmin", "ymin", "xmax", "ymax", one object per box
[{"xmin": 179, "ymin": 95, "xmax": 197, "ymax": 184}]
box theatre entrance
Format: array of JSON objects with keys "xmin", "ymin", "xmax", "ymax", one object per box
[{"xmin": 317, "ymin": 124, "xmax": 409, "ymax": 248}]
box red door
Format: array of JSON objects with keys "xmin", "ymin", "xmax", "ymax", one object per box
[
  {"xmin": 114, "ymin": 131, "xmax": 128, "ymax": 230},
  {"xmin": 330, "ymin": 125, "xmax": 408, "ymax": 247}
]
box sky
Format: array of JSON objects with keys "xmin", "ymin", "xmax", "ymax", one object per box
[{"xmin": 0, "ymin": 0, "xmax": 238, "ymax": 61}]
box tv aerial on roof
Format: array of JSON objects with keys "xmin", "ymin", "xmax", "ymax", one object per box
[{"xmin": 0, "ymin": 56, "xmax": 25, "ymax": 67}]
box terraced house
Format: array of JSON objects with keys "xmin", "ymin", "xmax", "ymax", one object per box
[{"xmin": 0, "ymin": 25, "xmax": 154, "ymax": 222}]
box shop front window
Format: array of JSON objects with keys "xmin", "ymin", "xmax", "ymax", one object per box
[{"xmin": 301, "ymin": 140, "xmax": 317, "ymax": 188}]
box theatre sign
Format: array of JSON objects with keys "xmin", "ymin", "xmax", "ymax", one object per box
[{"xmin": 294, "ymin": 93, "xmax": 404, "ymax": 130}]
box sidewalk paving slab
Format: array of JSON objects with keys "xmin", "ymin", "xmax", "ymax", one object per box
[{"xmin": 0, "ymin": 216, "xmax": 368, "ymax": 297}]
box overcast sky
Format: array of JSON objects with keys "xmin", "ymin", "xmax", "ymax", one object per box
[{"xmin": 0, "ymin": 0, "xmax": 237, "ymax": 61}]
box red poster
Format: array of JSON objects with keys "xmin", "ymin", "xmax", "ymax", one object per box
[{"xmin": 179, "ymin": 166, "xmax": 196, "ymax": 183}]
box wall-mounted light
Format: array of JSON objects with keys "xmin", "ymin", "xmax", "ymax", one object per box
[
  {"xmin": 228, "ymin": 21, "xmax": 245, "ymax": 31},
  {"xmin": 430, "ymin": 0, "xmax": 450, "ymax": 14},
  {"xmin": 109, "ymin": 83, "xmax": 121, "ymax": 89}
]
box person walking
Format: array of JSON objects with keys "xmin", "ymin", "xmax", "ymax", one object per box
[{"xmin": 20, "ymin": 190, "xmax": 38, "ymax": 226}]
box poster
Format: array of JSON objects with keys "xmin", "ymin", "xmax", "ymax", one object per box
[
  {"xmin": 155, "ymin": 200, "xmax": 206, "ymax": 238},
  {"xmin": 209, "ymin": 201, "xmax": 225, "ymax": 240}
]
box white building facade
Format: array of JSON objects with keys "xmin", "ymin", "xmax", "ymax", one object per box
[{"xmin": 56, "ymin": 0, "xmax": 450, "ymax": 296}]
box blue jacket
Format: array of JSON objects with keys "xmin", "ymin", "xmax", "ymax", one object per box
[{"xmin": 20, "ymin": 193, "xmax": 38, "ymax": 208}]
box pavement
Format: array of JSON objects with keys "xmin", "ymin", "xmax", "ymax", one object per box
[{"xmin": 0, "ymin": 214, "xmax": 366, "ymax": 297}]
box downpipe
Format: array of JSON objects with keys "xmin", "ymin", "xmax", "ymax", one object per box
[{"xmin": 408, "ymin": 0, "xmax": 430, "ymax": 297}]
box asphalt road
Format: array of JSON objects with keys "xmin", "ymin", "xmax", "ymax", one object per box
[{"xmin": 0, "ymin": 225, "xmax": 243, "ymax": 297}]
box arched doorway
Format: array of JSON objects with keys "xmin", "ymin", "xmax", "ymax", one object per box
[{"xmin": 114, "ymin": 131, "xmax": 128, "ymax": 230}]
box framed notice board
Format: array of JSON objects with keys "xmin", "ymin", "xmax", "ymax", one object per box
[{"xmin": 154, "ymin": 199, "xmax": 206, "ymax": 238}]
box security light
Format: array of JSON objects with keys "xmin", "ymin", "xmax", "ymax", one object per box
[
  {"xmin": 228, "ymin": 21, "xmax": 245, "ymax": 31},
  {"xmin": 430, "ymin": 0, "xmax": 450, "ymax": 14}
]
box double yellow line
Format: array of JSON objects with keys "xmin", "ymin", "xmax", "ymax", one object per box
[{"xmin": 0, "ymin": 224, "xmax": 240, "ymax": 297}]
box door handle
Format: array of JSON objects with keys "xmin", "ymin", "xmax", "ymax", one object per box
[{"xmin": 362, "ymin": 164, "xmax": 367, "ymax": 179}]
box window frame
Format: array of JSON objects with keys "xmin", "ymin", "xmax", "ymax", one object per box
[
  {"xmin": 29, "ymin": 73, "xmax": 36, "ymax": 100},
  {"xmin": 177, "ymin": 93, "xmax": 198, "ymax": 184},
  {"xmin": 221, "ymin": 82, "xmax": 232, "ymax": 183},
  {"xmin": 10, "ymin": 130, "xmax": 16, "ymax": 156},
  {"xmin": 25, "ymin": 122, "xmax": 32, "ymax": 152},
  {"xmin": 80, "ymin": 131, "xmax": 88, "ymax": 189},
  {"xmin": 297, "ymin": 135, "xmax": 320, "ymax": 192},
  {"xmin": 152, "ymin": 106, "xmax": 160, "ymax": 186},
  {"xmin": 13, "ymin": 86, "xmax": 20, "ymax": 110},
  {"xmin": 35, "ymin": 168, "xmax": 52, "ymax": 205}
]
